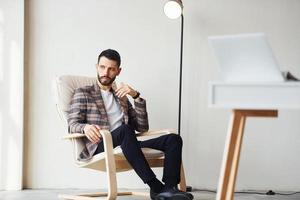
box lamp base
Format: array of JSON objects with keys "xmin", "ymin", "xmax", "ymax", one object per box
[{"xmin": 186, "ymin": 186, "xmax": 193, "ymax": 192}]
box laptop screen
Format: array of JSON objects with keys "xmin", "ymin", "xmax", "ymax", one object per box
[{"xmin": 208, "ymin": 33, "xmax": 284, "ymax": 82}]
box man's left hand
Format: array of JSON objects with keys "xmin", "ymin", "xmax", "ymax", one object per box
[{"xmin": 115, "ymin": 83, "xmax": 138, "ymax": 99}]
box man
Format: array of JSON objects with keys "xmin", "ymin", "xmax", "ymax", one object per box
[{"xmin": 68, "ymin": 49, "xmax": 193, "ymax": 200}]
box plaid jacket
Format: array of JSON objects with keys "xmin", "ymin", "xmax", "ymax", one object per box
[{"xmin": 67, "ymin": 83, "xmax": 149, "ymax": 160}]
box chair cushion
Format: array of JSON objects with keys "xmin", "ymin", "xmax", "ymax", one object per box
[
  {"xmin": 53, "ymin": 75, "xmax": 96, "ymax": 121},
  {"xmin": 53, "ymin": 75, "xmax": 97, "ymax": 160},
  {"xmin": 76, "ymin": 146, "xmax": 164, "ymax": 169}
]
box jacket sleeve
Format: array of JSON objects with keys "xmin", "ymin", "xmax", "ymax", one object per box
[
  {"xmin": 67, "ymin": 88, "xmax": 87, "ymax": 133},
  {"xmin": 128, "ymin": 97, "xmax": 149, "ymax": 132}
]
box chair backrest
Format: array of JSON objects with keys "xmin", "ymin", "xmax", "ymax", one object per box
[
  {"xmin": 53, "ymin": 75, "xmax": 97, "ymax": 122},
  {"xmin": 52, "ymin": 75, "xmax": 97, "ymax": 161}
]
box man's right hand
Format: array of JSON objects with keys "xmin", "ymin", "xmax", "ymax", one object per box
[{"xmin": 83, "ymin": 124, "xmax": 102, "ymax": 144}]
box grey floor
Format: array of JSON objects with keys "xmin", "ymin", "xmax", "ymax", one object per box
[{"xmin": 1, "ymin": 189, "xmax": 300, "ymax": 200}]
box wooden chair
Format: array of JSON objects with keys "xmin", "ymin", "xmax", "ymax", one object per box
[{"xmin": 53, "ymin": 75, "xmax": 187, "ymax": 200}]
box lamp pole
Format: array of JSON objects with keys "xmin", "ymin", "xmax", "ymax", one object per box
[
  {"xmin": 178, "ymin": 14, "xmax": 184, "ymax": 136},
  {"xmin": 178, "ymin": 13, "xmax": 192, "ymax": 192}
]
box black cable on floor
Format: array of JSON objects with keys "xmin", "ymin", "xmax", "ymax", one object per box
[
  {"xmin": 195, "ymin": 189, "xmax": 300, "ymax": 196},
  {"xmin": 273, "ymin": 191, "xmax": 300, "ymax": 196}
]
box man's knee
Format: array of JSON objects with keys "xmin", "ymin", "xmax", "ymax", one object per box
[
  {"xmin": 167, "ymin": 133, "xmax": 183, "ymax": 147},
  {"xmin": 120, "ymin": 124, "xmax": 132, "ymax": 130},
  {"xmin": 119, "ymin": 124, "xmax": 136, "ymax": 139}
]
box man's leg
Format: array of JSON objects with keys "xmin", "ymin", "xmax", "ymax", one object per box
[
  {"xmin": 94, "ymin": 127, "xmax": 191, "ymax": 199},
  {"xmin": 140, "ymin": 134, "xmax": 193, "ymax": 199},
  {"xmin": 94, "ymin": 124, "xmax": 163, "ymax": 189},
  {"xmin": 140, "ymin": 133, "xmax": 183, "ymax": 187}
]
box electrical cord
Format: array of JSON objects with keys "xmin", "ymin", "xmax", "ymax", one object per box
[{"xmin": 195, "ymin": 189, "xmax": 300, "ymax": 196}]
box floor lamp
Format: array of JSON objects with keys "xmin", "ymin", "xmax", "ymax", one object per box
[
  {"xmin": 164, "ymin": 0, "xmax": 184, "ymax": 136},
  {"xmin": 164, "ymin": 0, "xmax": 193, "ymax": 192}
]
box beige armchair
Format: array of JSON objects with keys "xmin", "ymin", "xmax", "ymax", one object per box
[{"xmin": 53, "ymin": 75, "xmax": 186, "ymax": 200}]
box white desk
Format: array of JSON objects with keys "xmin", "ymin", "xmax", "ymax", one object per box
[{"xmin": 208, "ymin": 81, "xmax": 300, "ymax": 200}]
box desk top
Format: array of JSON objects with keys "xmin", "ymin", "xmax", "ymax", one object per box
[{"xmin": 209, "ymin": 81, "xmax": 300, "ymax": 109}]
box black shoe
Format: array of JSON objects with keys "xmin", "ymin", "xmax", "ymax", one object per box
[
  {"xmin": 173, "ymin": 188, "xmax": 194, "ymax": 200},
  {"xmin": 154, "ymin": 187, "xmax": 192, "ymax": 200},
  {"xmin": 150, "ymin": 189, "xmax": 159, "ymax": 200}
]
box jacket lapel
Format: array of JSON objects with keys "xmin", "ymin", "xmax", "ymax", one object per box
[{"xmin": 92, "ymin": 84, "xmax": 109, "ymax": 128}]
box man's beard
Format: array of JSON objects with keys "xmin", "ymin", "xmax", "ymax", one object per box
[{"xmin": 97, "ymin": 74, "xmax": 116, "ymax": 86}]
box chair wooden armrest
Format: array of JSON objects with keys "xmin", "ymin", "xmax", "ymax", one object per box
[
  {"xmin": 62, "ymin": 130, "xmax": 114, "ymax": 150},
  {"xmin": 62, "ymin": 133, "xmax": 86, "ymax": 139},
  {"xmin": 136, "ymin": 128, "xmax": 177, "ymax": 137},
  {"xmin": 62, "ymin": 128, "xmax": 177, "ymax": 139}
]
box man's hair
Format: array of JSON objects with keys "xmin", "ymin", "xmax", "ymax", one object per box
[{"xmin": 97, "ymin": 49, "xmax": 121, "ymax": 67}]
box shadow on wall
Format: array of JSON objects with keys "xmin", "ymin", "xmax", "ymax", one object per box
[{"xmin": 0, "ymin": 6, "xmax": 24, "ymax": 190}]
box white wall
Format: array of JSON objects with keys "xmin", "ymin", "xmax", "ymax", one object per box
[
  {"xmin": 0, "ymin": 0, "xmax": 24, "ymax": 190},
  {"xmin": 24, "ymin": 0, "xmax": 179, "ymax": 189},
  {"xmin": 182, "ymin": 0, "xmax": 300, "ymax": 191},
  {"xmin": 24, "ymin": 0, "xmax": 300, "ymax": 191}
]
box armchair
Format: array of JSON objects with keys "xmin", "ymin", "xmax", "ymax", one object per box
[{"xmin": 53, "ymin": 75, "xmax": 186, "ymax": 200}]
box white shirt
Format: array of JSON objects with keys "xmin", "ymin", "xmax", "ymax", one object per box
[{"xmin": 101, "ymin": 89, "xmax": 124, "ymax": 132}]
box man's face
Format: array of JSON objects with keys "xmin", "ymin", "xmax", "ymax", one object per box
[{"xmin": 96, "ymin": 56, "xmax": 121, "ymax": 86}]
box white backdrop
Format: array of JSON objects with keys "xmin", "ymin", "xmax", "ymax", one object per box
[
  {"xmin": 0, "ymin": 0, "xmax": 24, "ymax": 190},
  {"xmin": 24, "ymin": 0, "xmax": 300, "ymax": 191}
]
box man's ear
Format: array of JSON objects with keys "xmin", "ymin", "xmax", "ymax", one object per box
[
  {"xmin": 117, "ymin": 68, "xmax": 122, "ymax": 76},
  {"xmin": 95, "ymin": 63, "xmax": 98, "ymax": 69}
]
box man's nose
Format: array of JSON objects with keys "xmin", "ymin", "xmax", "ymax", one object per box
[{"xmin": 103, "ymin": 68, "xmax": 108, "ymax": 76}]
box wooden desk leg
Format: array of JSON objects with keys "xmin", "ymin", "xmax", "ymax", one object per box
[
  {"xmin": 216, "ymin": 109, "xmax": 278, "ymax": 200},
  {"xmin": 216, "ymin": 110, "xmax": 246, "ymax": 200}
]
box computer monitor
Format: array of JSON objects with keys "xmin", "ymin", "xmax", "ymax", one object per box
[{"xmin": 208, "ymin": 33, "xmax": 284, "ymax": 82}]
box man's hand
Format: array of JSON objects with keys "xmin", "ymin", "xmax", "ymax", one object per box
[
  {"xmin": 83, "ymin": 124, "xmax": 102, "ymax": 144},
  {"xmin": 115, "ymin": 83, "xmax": 138, "ymax": 98}
]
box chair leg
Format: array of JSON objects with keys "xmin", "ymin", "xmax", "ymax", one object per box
[
  {"xmin": 58, "ymin": 192, "xmax": 133, "ymax": 200},
  {"xmin": 178, "ymin": 163, "xmax": 187, "ymax": 192},
  {"xmin": 102, "ymin": 131, "xmax": 118, "ymax": 199},
  {"xmin": 131, "ymin": 191, "xmax": 150, "ymax": 197},
  {"xmin": 59, "ymin": 193, "xmax": 109, "ymax": 200}
]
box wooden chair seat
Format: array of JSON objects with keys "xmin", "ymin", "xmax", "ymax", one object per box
[{"xmin": 77, "ymin": 146, "xmax": 165, "ymax": 172}]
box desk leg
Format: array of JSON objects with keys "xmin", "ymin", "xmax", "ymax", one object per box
[
  {"xmin": 216, "ymin": 110, "xmax": 246, "ymax": 200},
  {"xmin": 216, "ymin": 109, "xmax": 278, "ymax": 200}
]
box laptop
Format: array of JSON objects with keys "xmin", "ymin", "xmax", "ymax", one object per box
[{"xmin": 208, "ymin": 33, "xmax": 285, "ymax": 82}]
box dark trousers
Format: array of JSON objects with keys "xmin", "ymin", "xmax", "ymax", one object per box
[{"xmin": 94, "ymin": 124, "xmax": 183, "ymax": 184}]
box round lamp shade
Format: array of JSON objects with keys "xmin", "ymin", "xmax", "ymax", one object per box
[{"xmin": 164, "ymin": 0, "xmax": 183, "ymax": 19}]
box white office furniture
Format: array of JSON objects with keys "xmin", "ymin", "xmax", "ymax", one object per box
[{"xmin": 208, "ymin": 81, "xmax": 300, "ymax": 200}]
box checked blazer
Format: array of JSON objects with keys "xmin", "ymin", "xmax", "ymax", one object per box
[{"xmin": 67, "ymin": 83, "xmax": 149, "ymax": 160}]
